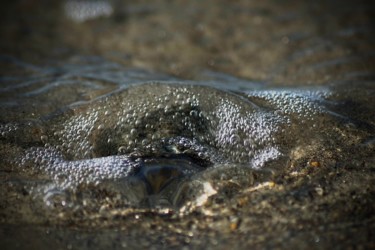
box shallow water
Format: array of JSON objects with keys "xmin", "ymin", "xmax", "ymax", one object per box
[{"xmin": 1, "ymin": 0, "xmax": 375, "ymax": 249}]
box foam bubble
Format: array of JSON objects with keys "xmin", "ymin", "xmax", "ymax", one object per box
[
  {"xmin": 17, "ymin": 84, "xmax": 333, "ymax": 175},
  {"xmin": 7, "ymin": 82, "xmax": 339, "ymax": 208}
]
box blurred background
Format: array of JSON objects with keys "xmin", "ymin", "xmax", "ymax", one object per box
[{"xmin": 1, "ymin": 0, "xmax": 374, "ymax": 85}]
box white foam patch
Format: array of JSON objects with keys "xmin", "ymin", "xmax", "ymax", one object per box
[
  {"xmin": 13, "ymin": 84, "xmax": 334, "ymax": 190},
  {"xmin": 215, "ymin": 98, "xmax": 284, "ymax": 166},
  {"xmin": 247, "ymin": 88, "xmax": 331, "ymax": 121},
  {"xmin": 56, "ymin": 111, "xmax": 99, "ymax": 159},
  {"xmin": 250, "ymin": 147, "xmax": 282, "ymax": 169},
  {"xmin": 20, "ymin": 147, "xmax": 137, "ymax": 189}
]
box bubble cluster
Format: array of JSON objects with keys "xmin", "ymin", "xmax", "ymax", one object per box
[
  {"xmin": 246, "ymin": 88, "xmax": 330, "ymax": 124},
  {"xmin": 43, "ymin": 83, "xmax": 306, "ymax": 168},
  {"xmin": 19, "ymin": 146, "xmax": 138, "ymax": 188},
  {"xmin": 0, "ymin": 121, "xmax": 46, "ymax": 145},
  {"xmin": 9, "ymin": 82, "xmax": 333, "ymax": 197},
  {"xmin": 0, "ymin": 123, "xmax": 20, "ymax": 138},
  {"xmin": 214, "ymin": 98, "xmax": 284, "ymax": 167}
]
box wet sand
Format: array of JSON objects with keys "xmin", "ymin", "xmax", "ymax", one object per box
[{"xmin": 0, "ymin": 0, "xmax": 375, "ymax": 249}]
